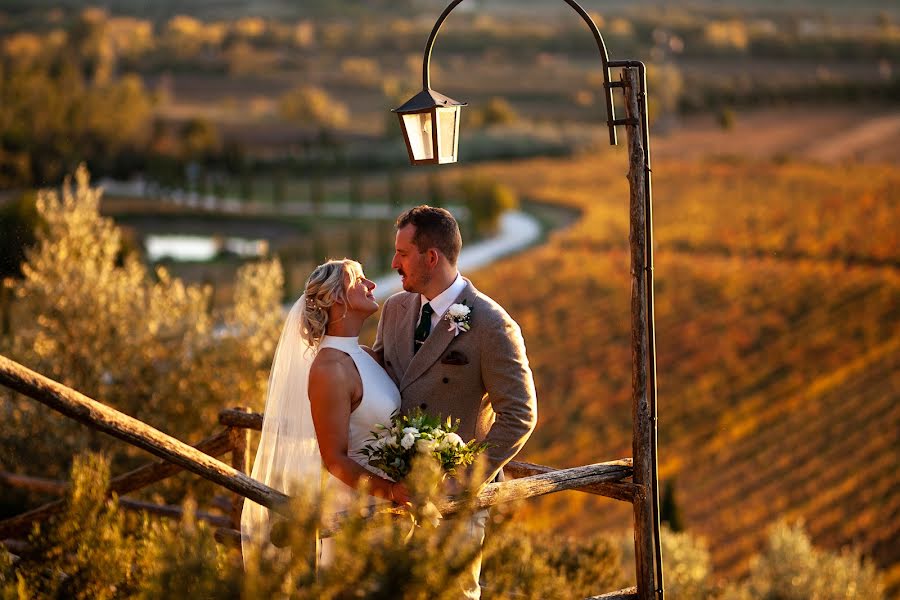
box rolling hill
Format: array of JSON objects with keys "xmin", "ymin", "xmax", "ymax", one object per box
[{"xmin": 452, "ymin": 154, "xmax": 900, "ymax": 592}]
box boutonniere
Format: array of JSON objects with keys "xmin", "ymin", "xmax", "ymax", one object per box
[{"xmin": 444, "ymin": 301, "xmax": 471, "ymax": 337}]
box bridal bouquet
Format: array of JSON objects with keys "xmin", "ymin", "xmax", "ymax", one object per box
[{"xmin": 360, "ymin": 410, "xmax": 488, "ymax": 482}]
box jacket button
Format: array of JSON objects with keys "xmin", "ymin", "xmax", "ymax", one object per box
[
  {"xmin": 420, "ymin": 402, "xmax": 427, "ymax": 410},
  {"xmin": 386, "ymin": 360, "xmax": 392, "ymax": 366},
  {"xmin": 442, "ymin": 377, "xmax": 449, "ymax": 383}
]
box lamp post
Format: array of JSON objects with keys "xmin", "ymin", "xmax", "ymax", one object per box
[{"xmin": 393, "ymin": 2, "xmax": 663, "ymax": 599}]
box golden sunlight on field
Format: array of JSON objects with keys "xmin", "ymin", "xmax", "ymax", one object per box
[{"xmin": 459, "ymin": 153, "xmax": 899, "ymax": 590}]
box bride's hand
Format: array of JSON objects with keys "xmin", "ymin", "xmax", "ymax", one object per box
[
  {"xmin": 442, "ymin": 475, "xmax": 464, "ymax": 498},
  {"xmin": 390, "ymin": 481, "xmax": 411, "ymax": 505}
]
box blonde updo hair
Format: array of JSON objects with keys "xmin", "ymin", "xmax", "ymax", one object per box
[{"xmin": 300, "ymin": 258, "xmax": 363, "ymax": 347}]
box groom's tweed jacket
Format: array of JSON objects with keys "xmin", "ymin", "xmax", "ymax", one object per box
[{"xmin": 374, "ymin": 278, "xmax": 537, "ymax": 484}]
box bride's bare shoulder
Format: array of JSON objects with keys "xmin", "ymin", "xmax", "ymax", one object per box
[{"xmin": 310, "ymin": 348, "xmax": 356, "ymax": 381}]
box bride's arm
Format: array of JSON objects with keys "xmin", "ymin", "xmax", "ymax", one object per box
[{"xmin": 309, "ymin": 354, "xmax": 408, "ymax": 504}]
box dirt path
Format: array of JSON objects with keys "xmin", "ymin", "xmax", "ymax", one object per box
[
  {"xmin": 651, "ymin": 106, "xmax": 900, "ymax": 165},
  {"xmin": 802, "ymin": 112, "xmax": 900, "ymax": 163}
]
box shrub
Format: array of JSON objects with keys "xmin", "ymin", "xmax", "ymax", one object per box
[
  {"xmin": 1, "ymin": 166, "xmax": 281, "ymax": 493},
  {"xmin": 485, "ymin": 97, "xmax": 519, "ymax": 126},
  {"xmin": 5, "ymin": 453, "xmax": 153, "ymax": 599},
  {"xmin": 618, "ymin": 526, "xmax": 712, "ymax": 600},
  {"xmin": 279, "ymin": 85, "xmax": 349, "ymax": 131},
  {"xmin": 660, "ymin": 527, "xmax": 712, "ymax": 600},
  {"xmin": 729, "ymin": 520, "xmax": 885, "ymax": 600},
  {"xmin": 1, "ymin": 453, "xmax": 234, "ymax": 599},
  {"xmin": 458, "ymin": 175, "xmax": 518, "ymax": 236},
  {"xmin": 717, "ymin": 107, "xmax": 737, "ymax": 130},
  {"xmin": 2, "ymin": 453, "xmax": 627, "ymax": 598}
]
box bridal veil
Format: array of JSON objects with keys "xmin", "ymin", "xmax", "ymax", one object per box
[{"xmin": 241, "ymin": 296, "xmax": 322, "ymax": 564}]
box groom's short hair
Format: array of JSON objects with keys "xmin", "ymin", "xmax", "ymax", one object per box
[{"xmin": 396, "ymin": 205, "xmax": 462, "ymax": 265}]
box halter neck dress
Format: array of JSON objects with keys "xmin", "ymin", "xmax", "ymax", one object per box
[{"xmin": 317, "ymin": 335, "xmax": 401, "ymax": 565}]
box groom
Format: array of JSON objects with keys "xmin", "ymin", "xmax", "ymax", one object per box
[{"xmin": 374, "ymin": 205, "xmax": 537, "ymax": 598}]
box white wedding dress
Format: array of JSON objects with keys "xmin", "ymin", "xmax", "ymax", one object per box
[
  {"xmin": 241, "ymin": 296, "xmax": 401, "ymax": 571},
  {"xmin": 317, "ymin": 335, "xmax": 401, "ymax": 565}
]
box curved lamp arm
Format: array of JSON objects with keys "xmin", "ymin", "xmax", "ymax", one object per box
[{"xmin": 421, "ymin": 0, "xmax": 618, "ymax": 145}]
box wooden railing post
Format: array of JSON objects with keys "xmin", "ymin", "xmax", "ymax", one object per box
[
  {"xmin": 623, "ymin": 65, "xmax": 657, "ymax": 600},
  {"xmin": 227, "ymin": 407, "xmax": 252, "ymax": 531},
  {"xmin": 0, "ymin": 281, "xmax": 11, "ymax": 338}
]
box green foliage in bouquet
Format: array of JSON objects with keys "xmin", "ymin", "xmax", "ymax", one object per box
[{"xmin": 360, "ymin": 409, "xmax": 488, "ymax": 482}]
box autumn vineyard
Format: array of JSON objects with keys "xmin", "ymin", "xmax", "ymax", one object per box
[
  {"xmin": 1, "ymin": 151, "xmax": 896, "ymax": 599},
  {"xmin": 1, "ymin": 0, "xmax": 899, "ymax": 597},
  {"xmin": 463, "ymin": 155, "xmax": 900, "ymax": 594}
]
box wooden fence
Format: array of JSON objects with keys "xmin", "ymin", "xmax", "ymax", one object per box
[{"xmin": 0, "ymin": 353, "xmax": 639, "ymax": 599}]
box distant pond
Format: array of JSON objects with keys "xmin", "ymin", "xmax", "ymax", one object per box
[{"xmin": 144, "ymin": 235, "xmax": 269, "ymax": 262}]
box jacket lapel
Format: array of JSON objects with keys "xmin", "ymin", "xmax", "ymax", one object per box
[{"xmin": 400, "ymin": 281, "xmax": 477, "ymax": 392}]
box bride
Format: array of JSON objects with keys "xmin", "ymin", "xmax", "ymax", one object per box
[{"xmin": 241, "ymin": 258, "xmax": 410, "ymax": 566}]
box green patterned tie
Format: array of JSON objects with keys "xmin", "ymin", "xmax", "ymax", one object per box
[{"xmin": 413, "ymin": 302, "xmax": 434, "ymax": 354}]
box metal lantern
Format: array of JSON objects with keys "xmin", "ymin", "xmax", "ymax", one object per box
[{"xmin": 392, "ymin": 89, "xmax": 466, "ymax": 165}]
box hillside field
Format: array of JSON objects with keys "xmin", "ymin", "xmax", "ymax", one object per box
[{"xmin": 411, "ymin": 154, "xmax": 900, "ymax": 593}]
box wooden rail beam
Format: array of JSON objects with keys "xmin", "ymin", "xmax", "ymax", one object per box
[
  {"xmin": 0, "ymin": 355, "xmax": 289, "ymax": 518},
  {"xmin": 0, "ymin": 430, "xmax": 233, "ymax": 539},
  {"xmin": 0, "ymin": 472, "xmax": 230, "ymax": 527},
  {"xmin": 317, "ymin": 460, "xmax": 634, "ymax": 537},
  {"xmin": 104, "ymin": 430, "xmax": 234, "ymax": 495},
  {"xmin": 0, "ymin": 361, "xmax": 637, "ymax": 550},
  {"xmin": 0, "ymin": 472, "xmax": 67, "ymax": 495},
  {"xmin": 219, "ymin": 409, "xmax": 638, "ymax": 503},
  {"xmin": 214, "ymin": 527, "xmax": 242, "ymax": 548},
  {"xmin": 1, "ymin": 539, "xmax": 28, "ymax": 557},
  {"xmin": 219, "ymin": 459, "xmax": 636, "ymax": 547},
  {"xmin": 435, "ymin": 460, "xmax": 633, "ymax": 519},
  {"xmin": 588, "ymin": 587, "xmax": 638, "ymax": 600},
  {"xmin": 219, "ymin": 408, "xmax": 262, "ymax": 430},
  {"xmin": 117, "ymin": 498, "xmax": 231, "ymax": 528},
  {"xmin": 504, "ymin": 460, "xmax": 636, "ymax": 503}
]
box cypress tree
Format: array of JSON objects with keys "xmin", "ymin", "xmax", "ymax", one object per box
[{"xmin": 660, "ymin": 478, "xmax": 685, "ymax": 532}]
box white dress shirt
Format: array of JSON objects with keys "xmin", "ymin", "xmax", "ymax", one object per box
[{"xmin": 420, "ymin": 273, "xmax": 466, "ymax": 331}]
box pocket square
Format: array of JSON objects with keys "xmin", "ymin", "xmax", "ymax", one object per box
[{"xmin": 441, "ymin": 350, "xmax": 469, "ymax": 365}]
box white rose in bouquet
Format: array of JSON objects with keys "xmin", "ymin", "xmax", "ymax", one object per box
[
  {"xmin": 415, "ymin": 438, "xmax": 437, "ymax": 454},
  {"xmin": 445, "ymin": 432, "xmax": 465, "ymax": 447}
]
